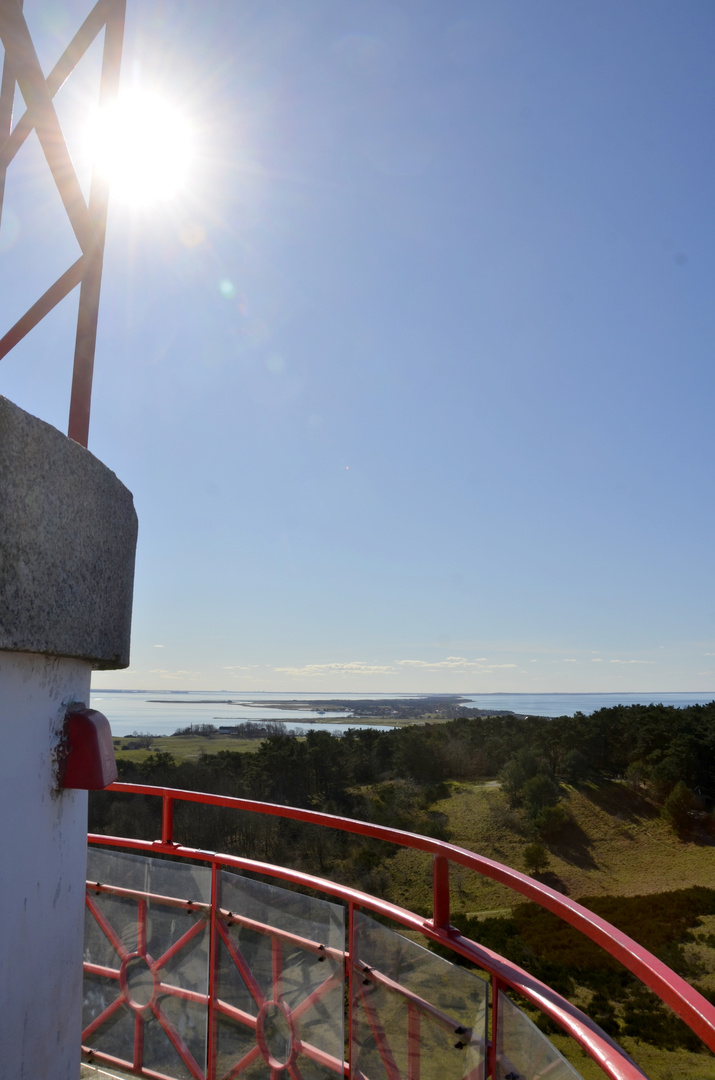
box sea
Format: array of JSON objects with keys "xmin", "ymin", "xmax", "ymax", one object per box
[{"xmin": 89, "ymin": 689, "xmax": 715, "ymax": 738}]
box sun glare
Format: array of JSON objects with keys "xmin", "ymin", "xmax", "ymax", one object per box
[{"xmin": 87, "ymin": 90, "xmax": 194, "ymax": 205}]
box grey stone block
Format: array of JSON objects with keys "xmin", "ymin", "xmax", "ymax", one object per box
[{"xmin": 0, "ymin": 396, "xmax": 137, "ymax": 668}]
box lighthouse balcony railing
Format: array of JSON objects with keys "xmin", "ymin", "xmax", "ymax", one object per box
[{"xmin": 83, "ymin": 782, "xmax": 715, "ymax": 1080}]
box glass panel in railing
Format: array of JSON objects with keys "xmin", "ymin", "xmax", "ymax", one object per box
[
  {"xmin": 352, "ymin": 912, "xmax": 488, "ymax": 1080},
  {"xmin": 83, "ymin": 849, "xmax": 211, "ymax": 1079},
  {"xmin": 215, "ymin": 871, "xmax": 345, "ymax": 1080},
  {"xmin": 496, "ymin": 990, "xmax": 584, "ymax": 1080}
]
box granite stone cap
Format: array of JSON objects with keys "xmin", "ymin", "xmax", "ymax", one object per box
[{"xmin": 0, "ymin": 396, "xmax": 137, "ymax": 668}]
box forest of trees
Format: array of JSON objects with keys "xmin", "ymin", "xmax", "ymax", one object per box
[{"xmin": 90, "ymin": 701, "xmax": 715, "ymax": 878}]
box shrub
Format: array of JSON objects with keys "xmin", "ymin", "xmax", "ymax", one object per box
[
  {"xmin": 499, "ymin": 750, "xmax": 541, "ymax": 807},
  {"xmin": 588, "ymin": 992, "xmax": 620, "ymax": 1037},
  {"xmin": 622, "ymin": 985, "xmax": 702, "ymax": 1050},
  {"xmin": 662, "ymin": 781, "xmax": 699, "ymax": 838},
  {"xmin": 523, "ymin": 842, "xmax": 549, "ymax": 875},
  {"xmin": 533, "ymin": 803, "xmax": 572, "ymax": 839},
  {"xmin": 522, "ymin": 772, "xmax": 561, "ymax": 815}
]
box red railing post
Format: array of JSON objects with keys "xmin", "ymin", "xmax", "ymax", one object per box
[
  {"xmin": 162, "ymin": 794, "xmax": 174, "ymax": 845},
  {"xmin": 133, "ymin": 1010, "xmax": 144, "ymax": 1072},
  {"xmin": 207, "ymin": 860, "xmax": 220, "ymax": 1080},
  {"xmin": 407, "ymin": 1001, "xmax": 420, "ymax": 1080},
  {"xmin": 133, "ymin": 897, "xmax": 147, "ymax": 1070},
  {"xmin": 432, "ymin": 854, "xmax": 450, "ymax": 931},
  {"xmin": 347, "ymin": 902, "xmax": 357, "ymax": 1079},
  {"xmin": 489, "ymin": 975, "xmax": 503, "ymax": 1079}
]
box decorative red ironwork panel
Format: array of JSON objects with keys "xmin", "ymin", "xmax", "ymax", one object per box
[
  {"xmin": 83, "ymin": 849, "xmax": 211, "ymax": 1079},
  {"xmin": 213, "ymin": 871, "xmax": 346, "ymax": 1080},
  {"xmin": 83, "ymin": 850, "xmax": 349, "ymax": 1080}
]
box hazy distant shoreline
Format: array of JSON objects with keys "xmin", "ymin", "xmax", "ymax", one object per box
[{"xmin": 91, "ymin": 690, "xmax": 715, "ymax": 738}]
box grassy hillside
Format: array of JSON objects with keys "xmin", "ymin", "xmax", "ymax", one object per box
[
  {"xmin": 376, "ymin": 779, "xmax": 715, "ymax": 919},
  {"xmin": 550, "ymin": 1036, "xmax": 715, "ymax": 1080},
  {"xmin": 372, "ymin": 779, "xmax": 715, "ymax": 1080}
]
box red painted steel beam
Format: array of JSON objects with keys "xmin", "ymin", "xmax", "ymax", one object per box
[
  {"xmin": 207, "ymin": 861, "xmax": 220, "ymax": 1080},
  {"xmin": 137, "ymin": 896, "xmax": 147, "ymax": 955},
  {"xmin": 489, "ymin": 975, "xmax": 502, "ymax": 1080},
  {"xmin": 162, "ymin": 794, "xmax": 175, "ymax": 845},
  {"xmin": 347, "ymin": 902, "xmax": 358, "ymax": 1079},
  {"xmin": 217, "ymin": 917, "xmax": 267, "ymax": 1010},
  {"xmin": 0, "ymin": 256, "xmax": 85, "ymax": 361},
  {"xmin": 0, "ymin": 9, "xmax": 16, "ymax": 220},
  {"xmin": 0, "ymin": 0, "xmax": 95, "ymax": 253},
  {"xmin": 84, "ymin": 962, "xmax": 121, "ymax": 980},
  {"xmin": 0, "ymin": 0, "xmax": 125, "ymax": 446},
  {"xmin": 82, "ymin": 995, "xmax": 124, "ymax": 1042},
  {"xmin": 432, "ymin": 853, "xmax": 452, "ymax": 931},
  {"xmin": 85, "ymin": 889, "xmax": 130, "ymax": 960},
  {"xmin": 360, "ymin": 964, "xmax": 471, "ymax": 1036},
  {"xmin": 68, "ymin": 0, "xmax": 125, "ymax": 446},
  {"xmin": 151, "ymin": 998, "xmax": 204, "ymax": 1080},
  {"xmin": 80, "ymin": 1049, "xmax": 179, "ymax": 1080},
  {"xmin": 288, "ymin": 1040, "xmax": 346, "ymax": 1076},
  {"xmin": 358, "ymin": 978, "xmax": 403, "ymax": 1080},
  {"xmin": 0, "ymin": 0, "xmax": 112, "ymax": 170},
  {"xmin": 222, "ymin": 1043, "xmax": 263, "ymax": 1080},
  {"xmin": 155, "ymin": 981, "xmax": 209, "ymax": 1007},
  {"xmin": 87, "ymin": 879, "xmax": 209, "ymax": 913},
  {"xmin": 290, "ymin": 971, "xmax": 343, "ymax": 1023},
  {"xmin": 132, "ymin": 1009, "xmax": 143, "ymax": 1073},
  {"xmin": 407, "ymin": 1003, "xmax": 420, "ymax": 1080},
  {"xmin": 103, "ymin": 781, "xmax": 715, "ymax": 1057},
  {"xmin": 153, "ymin": 917, "xmax": 207, "ymax": 973},
  {"xmin": 272, "ymin": 934, "xmax": 282, "ymax": 1000},
  {"xmin": 222, "ymin": 907, "xmax": 344, "ymax": 963},
  {"xmin": 214, "ymin": 997, "xmax": 259, "ymax": 1029},
  {"xmin": 84, "ymin": 966, "xmax": 209, "ymax": 1008}
]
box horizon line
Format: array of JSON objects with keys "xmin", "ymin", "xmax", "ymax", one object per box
[{"xmin": 91, "ymin": 688, "xmax": 715, "ymax": 696}]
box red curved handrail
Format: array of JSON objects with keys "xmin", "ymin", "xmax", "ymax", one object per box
[{"xmin": 95, "ymin": 781, "xmax": 715, "ymax": 1069}]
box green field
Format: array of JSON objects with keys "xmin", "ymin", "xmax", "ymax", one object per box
[{"xmin": 112, "ymin": 734, "xmax": 266, "ymax": 761}]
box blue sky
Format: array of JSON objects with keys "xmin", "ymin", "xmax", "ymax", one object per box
[{"xmin": 2, "ymin": 0, "xmax": 714, "ymax": 693}]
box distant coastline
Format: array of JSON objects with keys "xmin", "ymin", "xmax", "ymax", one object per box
[{"xmin": 90, "ymin": 689, "xmax": 715, "ymax": 738}]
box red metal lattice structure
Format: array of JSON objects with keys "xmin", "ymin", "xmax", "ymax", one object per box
[
  {"xmin": 0, "ymin": 0, "xmax": 125, "ymax": 446},
  {"xmin": 84, "ymin": 782, "xmax": 715, "ymax": 1080}
]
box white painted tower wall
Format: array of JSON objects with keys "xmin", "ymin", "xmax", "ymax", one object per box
[
  {"xmin": 0, "ymin": 397, "xmax": 138, "ymax": 1079},
  {"xmin": 0, "ymin": 652, "xmax": 92, "ymax": 1079}
]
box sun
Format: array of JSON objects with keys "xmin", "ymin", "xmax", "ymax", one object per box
[{"xmin": 86, "ymin": 90, "xmax": 194, "ymax": 206}]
